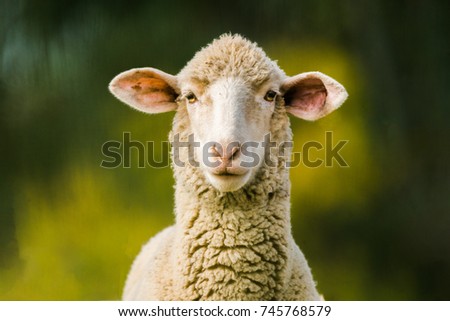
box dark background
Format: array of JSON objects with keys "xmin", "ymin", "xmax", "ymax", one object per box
[{"xmin": 1, "ymin": 0, "xmax": 449, "ymax": 300}]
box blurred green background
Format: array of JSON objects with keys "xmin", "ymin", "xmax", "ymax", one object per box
[{"xmin": 1, "ymin": 0, "xmax": 449, "ymax": 300}]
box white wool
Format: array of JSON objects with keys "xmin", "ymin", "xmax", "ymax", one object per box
[{"xmin": 112, "ymin": 34, "xmax": 348, "ymax": 300}]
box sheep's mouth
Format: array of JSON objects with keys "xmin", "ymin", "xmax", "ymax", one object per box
[
  {"xmin": 206, "ymin": 169, "xmax": 251, "ymax": 192},
  {"xmin": 210, "ymin": 168, "xmax": 249, "ymax": 177},
  {"xmin": 215, "ymin": 172, "xmax": 241, "ymax": 177}
]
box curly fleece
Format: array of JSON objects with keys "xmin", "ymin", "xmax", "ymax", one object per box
[{"xmin": 122, "ymin": 35, "xmax": 321, "ymax": 301}]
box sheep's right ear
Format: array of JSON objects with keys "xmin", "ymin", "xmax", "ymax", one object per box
[{"xmin": 109, "ymin": 67, "xmax": 179, "ymax": 114}]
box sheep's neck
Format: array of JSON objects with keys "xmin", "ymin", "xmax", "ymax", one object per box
[
  {"xmin": 174, "ymin": 165, "xmax": 292, "ymax": 300},
  {"xmin": 170, "ymin": 105, "xmax": 293, "ymax": 299}
]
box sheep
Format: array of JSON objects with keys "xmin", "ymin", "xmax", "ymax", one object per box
[{"xmin": 109, "ymin": 34, "xmax": 348, "ymax": 300}]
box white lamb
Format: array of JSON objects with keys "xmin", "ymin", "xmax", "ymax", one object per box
[{"xmin": 109, "ymin": 34, "xmax": 348, "ymax": 300}]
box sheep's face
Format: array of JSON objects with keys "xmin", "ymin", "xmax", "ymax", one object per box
[
  {"xmin": 179, "ymin": 76, "xmax": 280, "ymax": 192},
  {"xmin": 109, "ymin": 34, "xmax": 348, "ymax": 193}
]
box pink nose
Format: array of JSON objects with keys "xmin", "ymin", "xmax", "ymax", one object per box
[{"xmin": 209, "ymin": 143, "xmax": 241, "ymax": 163}]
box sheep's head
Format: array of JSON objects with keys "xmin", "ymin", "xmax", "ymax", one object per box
[{"xmin": 109, "ymin": 34, "xmax": 348, "ymax": 192}]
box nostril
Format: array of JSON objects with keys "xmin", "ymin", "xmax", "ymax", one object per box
[
  {"xmin": 224, "ymin": 143, "xmax": 240, "ymax": 161},
  {"xmin": 230, "ymin": 145, "xmax": 240, "ymax": 160},
  {"xmin": 208, "ymin": 142, "xmax": 241, "ymax": 161},
  {"xmin": 209, "ymin": 144, "xmax": 222, "ymax": 158}
]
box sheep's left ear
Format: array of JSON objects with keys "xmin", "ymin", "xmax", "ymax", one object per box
[{"xmin": 281, "ymin": 72, "xmax": 348, "ymax": 121}]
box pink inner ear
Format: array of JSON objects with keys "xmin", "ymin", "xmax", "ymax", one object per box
[
  {"xmin": 118, "ymin": 74, "xmax": 177, "ymax": 105},
  {"xmin": 284, "ymin": 78, "xmax": 327, "ymax": 113}
]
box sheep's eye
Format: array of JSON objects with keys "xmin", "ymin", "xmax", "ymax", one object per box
[
  {"xmin": 185, "ymin": 92, "xmax": 197, "ymax": 104},
  {"xmin": 264, "ymin": 90, "xmax": 277, "ymax": 102}
]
